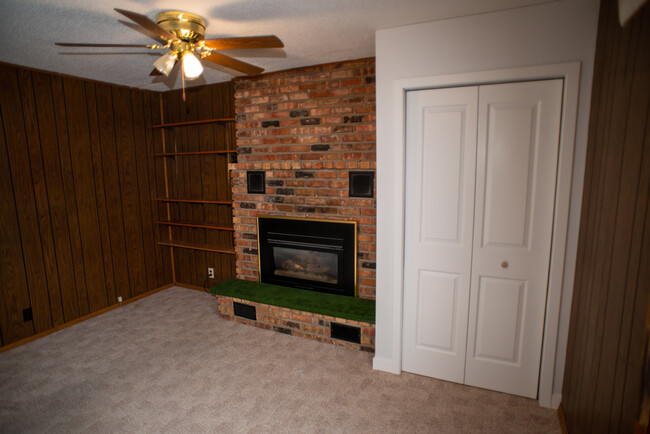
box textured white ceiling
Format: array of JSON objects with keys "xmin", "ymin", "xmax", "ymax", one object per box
[{"xmin": 0, "ymin": 0, "xmax": 552, "ymax": 90}]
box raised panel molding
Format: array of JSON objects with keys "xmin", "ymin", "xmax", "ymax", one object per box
[
  {"xmin": 415, "ymin": 271, "xmax": 460, "ymax": 353},
  {"xmin": 420, "ymin": 106, "xmax": 468, "ymax": 244},
  {"xmin": 481, "ymin": 102, "xmax": 538, "ymax": 249},
  {"xmin": 473, "ymin": 276, "xmax": 526, "ymax": 364}
]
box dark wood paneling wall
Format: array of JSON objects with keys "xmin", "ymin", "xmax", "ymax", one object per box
[
  {"xmin": 562, "ymin": 0, "xmax": 650, "ymax": 432},
  {"xmin": 0, "ymin": 64, "xmax": 169, "ymax": 346},
  {"xmin": 156, "ymin": 84, "xmax": 236, "ymax": 287}
]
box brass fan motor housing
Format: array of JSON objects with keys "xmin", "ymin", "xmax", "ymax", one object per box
[{"xmin": 156, "ymin": 11, "xmax": 206, "ymax": 43}]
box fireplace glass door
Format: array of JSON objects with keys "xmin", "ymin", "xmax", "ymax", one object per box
[
  {"xmin": 257, "ymin": 217, "xmax": 357, "ymax": 296},
  {"xmin": 272, "ymin": 247, "xmax": 338, "ymax": 284}
]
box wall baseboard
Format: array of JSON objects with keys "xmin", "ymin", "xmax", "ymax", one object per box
[
  {"xmin": 174, "ymin": 282, "xmax": 212, "ymax": 293},
  {"xmin": 0, "ymin": 283, "xmax": 174, "ymax": 353},
  {"xmin": 372, "ymin": 356, "xmax": 400, "ymax": 374}
]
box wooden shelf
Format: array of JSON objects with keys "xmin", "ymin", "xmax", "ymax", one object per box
[
  {"xmin": 158, "ymin": 240, "xmax": 235, "ymax": 254},
  {"xmin": 155, "ymin": 198, "xmax": 233, "ymax": 205},
  {"xmin": 156, "ymin": 220, "xmax": 234, "ymax": 231},
  {"xmin": 152, "ymin": 83, "xmax": 237, "ymax": 283},
  {"xmin": 152, "ymin": 117, "xmax": 235, "ymax": 128},
  {"xmin": 155, "ymin": 150, "xmax": 237, "ymax": 157}
]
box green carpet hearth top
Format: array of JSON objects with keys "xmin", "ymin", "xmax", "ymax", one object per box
[{"xmin": 211, "ymin": 279, "xmax": 375, "ymax": 324}]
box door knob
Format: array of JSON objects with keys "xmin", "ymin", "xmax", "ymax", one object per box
[{"xmin": 501, "ymin": 261, "xmax": 508, "ymax": 268}]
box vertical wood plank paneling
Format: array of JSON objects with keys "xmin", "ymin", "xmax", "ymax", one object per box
[
  {"xmin": 149, "ymin": 94, "xmax": 171, "ymax": 284},
  {"xmin": 595, "ymin": 9, "xmax": 649, "ymax": 431},
  {"xmin": 112, "ymin": 86, "xmax": 147, "ymax": 296},
  {"xmin": 618, "ymin": 105, "xmax": 650, "ymax": 432},
  {"xmin": 563, "ymin": 0, "xmax": 612, "ymax": 414},
  {"xmin": 16, "ymin": 70, "xmax": 65, "ymax": 328},
  {"xmin": 85, "ymin": 82, "xmax": 117, "ymax": 306},
  {"xmin": 94, "ymin": 83, "xmax": 132, "ymax": 300},
  {"xmin": 199, "ymin": 86, "xmax": 222, "ymax": 284},
  {"xmin": 187, "ymin": 88, "xmax": 207, "ymax": 286},
  {"xmin": 150, "ymin": 93, "xmax": 174, "ymax": 283},
  {"xmin": 620, "ymin": 173, "xmax": 650, "ymax": 430},
  {"xmin": 566, "ymin": 0, "xmax": 616, "ymax": 419},
  {"xmin": 579, "ymin": 12, "xmax": 633, "ymax": 427},
  {"xmin": 164, "ymin": 91, "xmax": 192, "ymax": 284},
  {"xmin": 0, "ymin": 108, "xmax": 34, "ymax": 345},
  {"xmin": 131, "ymin": 89, "xmax": 160, "ymax": 291},
  {"xmin": 155, "ymin": 83, "xmax": 236, "ymax": 287},
  {"xmin": 141, "ymin": 92, "xmax": 162, "ymax": 287},
  {"xmin": 0, "ymin": 63, "xmax": 166, "ymax": 347},
  {"xmin": 219, "ymin": 83, "xmax": 236, "ymax": 281},
  {"xmin": 50, "ymin": 76, "xmax": 86, "ymax": 321},
  {"xmin": 31, "ymin": 71, "xmax": 77, "ymax": 324},
  {"xmin": 0, "ymin": 65, "xmax": 52, "ymax": 334},
  {"xmin": 0, "ymin": 61, "xmax": 236, "ymax": 346},
  {"xmin": 178, "ymin": 92, "xmax": 195, "ymax": 285},
  {"xmin": 172, "ymin": 91, "xmax": 192, "ymax": 284},
  {"xmin": 562, "ymin": 0, "xmax": 650, "ymax": 432},
  {"xmin": 62, "ymin": 77, "xmax": 106, "ymax": 313}
]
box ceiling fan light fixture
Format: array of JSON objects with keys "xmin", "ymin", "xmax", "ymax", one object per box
[
  {"xmin": 156, "ymin": 10, "xmax": 206, "ymax": 43},
  {"xmin": 182, "ymin": 50, "xmax": 203, "ymax": 79},
  {"xmin": 153, "ymin": 50, "xmax": 178, "ymax": 76},
  {"xmin": 56, "ymin": 8, "xmax": 283, "ymax": 83}
]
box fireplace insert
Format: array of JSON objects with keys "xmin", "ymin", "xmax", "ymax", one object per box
[{"xmin": 257, "ymin": 217, "xmax": 357, "ymax": 297}]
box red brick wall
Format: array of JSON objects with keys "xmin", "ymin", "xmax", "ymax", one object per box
[
  {"xmin": 230, "ymin": 58, "xmax": 376, "ymax": 299},
  {"xmin": 216, "ymin": 296, "xmax": 375, "ymax": 351}
]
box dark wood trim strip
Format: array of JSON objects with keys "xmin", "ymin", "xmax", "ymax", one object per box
[
  {"xmin": 159, "ymin": 93, "xmax": 176, "ymax": 283},
  {"xmin": 154, "ymin": 150, "xmax": 237, "ymax": 156},
  {"xmin": 174, "ymin": 282, "xmax": 212, "ymax": 292},
  {"xmin": 557, "ymin": 403, "xmax": 569, "ymax": 434},
  {"xmin": 158, "ymin": 240, "xmax": 236, "ymax": 254},
  {"xmin": 152, "ymin": 117, "xmax": 235, "ymax": 128},
  {"xmin": 155, "ymin": 220, "xmax": 234, "ymax": 230},
  {"xmin": 155, "ymin": 198, "xmax": 233, "ymax": 205}
]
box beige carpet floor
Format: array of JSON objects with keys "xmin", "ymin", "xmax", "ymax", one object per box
[{"xmin": 0, "ymin": 287, "xmax": 560, "ymax": 433}]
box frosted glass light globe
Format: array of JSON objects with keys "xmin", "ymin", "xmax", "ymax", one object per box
[{"xmin": 182, "ymin": 51, "xmax": 203, "ymax": 79}]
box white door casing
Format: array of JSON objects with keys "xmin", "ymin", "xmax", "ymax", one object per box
[{"xmin": 402, "ymin": 79, "xmax": 563, "ymax": 398}]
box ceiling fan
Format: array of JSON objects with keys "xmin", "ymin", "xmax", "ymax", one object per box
[{"xmin": 56, "ymin": 8, "xmax": 284, "ymax": 80}]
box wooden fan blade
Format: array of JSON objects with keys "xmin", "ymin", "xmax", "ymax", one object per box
[
  {"xmin": 56, "ymin": 42, "xmax": 154, "ymax": 48},
  {"xmin": 203, "ymin": 52, "xmax": 264, "ymax": 76},
  {"xmin": 114, "ymin": 8, "xmax": 179, "ymax": 42},
  {"xmin": 202, "ymin": 35, "xmax": 284, "ymax": 50}
]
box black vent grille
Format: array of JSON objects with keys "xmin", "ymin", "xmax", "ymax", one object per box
[
  {"xmin": 233, "ymin": 302, "xmax": 257, "ymax": 321},
  {"xmin": 330, "ymin": 322, "xmax": 360, "ymax": 344}
]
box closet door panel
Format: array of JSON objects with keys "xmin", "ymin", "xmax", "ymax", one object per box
[
  {"xmin": 402, "ymin": 86, "xmax": 478, "ymax": 383},
  {"xmin": 465, "ymin": 79, "xmax": 563, "ymax": 398}
]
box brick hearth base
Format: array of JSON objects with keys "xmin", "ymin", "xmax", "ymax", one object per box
[{"xmin": 216, "ymin": 296, "xmax": 375, "ymax": 352}]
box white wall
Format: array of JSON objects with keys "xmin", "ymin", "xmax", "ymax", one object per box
[{"xmin": 374, "ymin": 0, "xmax": 599, "ymax": 407}]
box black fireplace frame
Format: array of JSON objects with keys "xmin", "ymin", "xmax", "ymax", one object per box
[{"xmin": 257, "ymin": 216, "xmax": 357, "ymax": 297}]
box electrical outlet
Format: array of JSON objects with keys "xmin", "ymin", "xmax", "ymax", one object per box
[
  {"xmin": 117, "ymin": 296, "xmax": 123, "ymax": 303},
  {"xmin": 208, "ymin": 267, "xmax": 215, "ymax": 279}
]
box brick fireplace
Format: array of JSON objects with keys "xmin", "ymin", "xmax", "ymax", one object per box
[{"xmin": 229, "ymin": 57, "xmax": 376, "ymax": 300}]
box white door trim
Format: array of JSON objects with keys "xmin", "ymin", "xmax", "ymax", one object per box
[{"xmin": 373, "ymin": 62, "xmax": 581, "ymax": 408}]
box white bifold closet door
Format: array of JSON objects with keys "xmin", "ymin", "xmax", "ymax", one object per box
[{"xmin": 402, "ymin": 79, "xmax": 563, "ymax": 399}]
